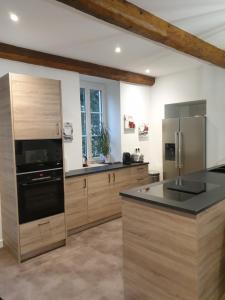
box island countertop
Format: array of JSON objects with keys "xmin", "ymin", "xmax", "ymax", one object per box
[
  {"xmin": 120, "ymin": 168, "xmax": 225, "ymax": 215},
  {"xmin": 65, "ymin": 162, "xmax": 149, "ymax": 178}
]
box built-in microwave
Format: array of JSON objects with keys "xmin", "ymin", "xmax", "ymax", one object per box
[{"xmin": 15, "ymin": 139, "xmax": 63, "ymax": 173}]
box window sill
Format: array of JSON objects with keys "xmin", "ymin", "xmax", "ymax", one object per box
[{"xmin": 83, "ymin": 163, "xmax": 106, "ymax": 169}]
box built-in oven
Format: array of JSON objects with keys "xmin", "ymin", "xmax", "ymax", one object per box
[
  {"xmin": 15, "ymin": 139, "xmax": 63, "ymax": 173},
  {"xmin": 17, "ymin": 169, "xmax": 64, "ymax": 224}
]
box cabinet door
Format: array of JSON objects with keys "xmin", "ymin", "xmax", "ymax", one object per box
[
  {"xmin": 131, "ymin": 165, "xmax": 149, "ymax": 186},
  {"xmin": 11, "ymin": 74, "xmax": 62, "ymax": 139},
  {"xmin": 88, "ymin": 172, "xmax": 117, "ymax": 223},
  {"xmin": 111, "ymin": 168, "xmax": 132, "ymax": 214},
  {"xmin": 65, "ymin": 176, "xmax": 88, "ymax": 230},
  {"xmin": 20, "ymin": 213, "xmax": 66, "ymax": 258}
]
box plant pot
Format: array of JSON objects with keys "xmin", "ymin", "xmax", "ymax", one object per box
[{"xmin": 103, "ymin": 154, "xmax": 111, "ymax": 164}]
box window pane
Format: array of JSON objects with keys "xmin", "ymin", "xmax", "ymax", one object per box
[
  {"xmin": 91, "ymin": 113, "xmax": 101, "ymax": 136},
  {"xmin": 90, "ymin": 89, "xmax": 102, "ymax": 112},
  {"xmin": 81, "ymin": 112, "xmax": 86, "ymax": 136},
  {"xmin": 80, "ymin": 88, "xmax": 86, "ymax": 112},
  {"xmin": 82, "ymin": 136, "xmax": 87, "ymax": 157},
  {"xmin": 91, "ymin": 136, "xmax": 101, "ymax": 158}
]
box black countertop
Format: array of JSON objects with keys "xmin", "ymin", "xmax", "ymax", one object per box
[
  {"xmin": 120, "ymin": 168, "xmax": 225, "ymax": 215},
  {"xmin": 65, "ymin": 162, "xmax": 149, "ymax": 178}
]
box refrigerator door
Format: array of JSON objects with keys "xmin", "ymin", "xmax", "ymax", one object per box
[
  {"xmin": 179, "ymin": 116, "xmax": 206, "ymax": 175},
  {"xmin": 162, "ymin": 118, "xmax": 179, "ymax": 179}
]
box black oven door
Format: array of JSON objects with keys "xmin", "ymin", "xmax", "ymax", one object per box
[{"xmin": 18, "ymin": 170, "xmax": 64, "ymax": 224}]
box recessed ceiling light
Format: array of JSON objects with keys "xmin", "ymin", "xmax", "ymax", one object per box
[
  {"xmin": 9, "ymin": 12, "xmax": 19, "ymax": 22},
  {"xmin": 115, "ymin": 46, "xmax": 121, "ymax": 53},
  {"xmin": 145, "ymin": 69, "xmax": 150, "ymax": 74}
]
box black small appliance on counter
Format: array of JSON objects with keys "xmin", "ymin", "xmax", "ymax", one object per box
[
  {"xmin": 123, "ymin": 152, "xmax": 132, "ymax": 165},
  {"xmin": 15, "ymin": 139, "xmax": 64, "ymax": 224}
]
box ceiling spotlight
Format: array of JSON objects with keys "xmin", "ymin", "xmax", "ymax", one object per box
[
  {"xmin": 10, "ymin": 13, "xmax": 19, "ymax": 22},
  {"xmin": 115, "ymin": 46, "xmax": 121, "ymax": 53},
  {"xmin": 145, "ymin": 69, "xmax": 150, "ymax": 74}
]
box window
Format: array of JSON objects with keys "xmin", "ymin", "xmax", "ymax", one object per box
[{"xmin": 80, "ymin": 83, "xmax": 104, "ymax": 160}]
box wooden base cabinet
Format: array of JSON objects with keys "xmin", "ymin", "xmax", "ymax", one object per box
[
  {"xmin": 88, "ymin": 172, "xmax": 119, "ymax": 223},
  {"xmin": 20, "ymin": 213, "xmax": 66, "ymax": 261},
  {"xmin": 131, "ymin": 165, "xmax": 149, "ymax": 186},
  {"xmin": 65, "ymin": 165, "xmax": 149, "ymax": 233},
  {"xmin": 65, "ymin": 176, "xmax": 88, "ymax": 231}
]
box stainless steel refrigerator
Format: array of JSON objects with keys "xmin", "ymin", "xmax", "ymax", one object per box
[{"xmin": 162, "ymin": 116, "xmax": 206, "ymax": 180}]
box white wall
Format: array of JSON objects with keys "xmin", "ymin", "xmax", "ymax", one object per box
[
  {"xmin": 0, "ymin": 58, "xmax": 83, "ymax": 246},
  {"xmin": 106, "ymin": 80, "xmax": 121, "ymax": 162},
  {"xmin": 120, "ymin": 82, "xmax": 152, "ymax": 168},
  {"xmin": 149, "ymin": 64, "xmax": 225, "ymax": 173}
]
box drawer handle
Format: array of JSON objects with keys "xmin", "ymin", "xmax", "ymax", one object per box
[
  {"xmin": 108, "ymin": 173, "xmax": 111, "ymax": 184},
  {"xmin": 56, "ymin": 123, "xmax": 60, "ymax": 136},
  {"xmin": 38, "ymin": 221, "xmax": 50, "ymax": 226},
  {"xmin": 113, "ymin": 173, "xmax": 115, "ymax": 183},
  {"xmin": 83, "ymin": 178, "xmax": 87, "ymax": 189}
]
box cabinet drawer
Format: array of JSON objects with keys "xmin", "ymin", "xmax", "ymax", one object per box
[
  {"xmin": 20, "ymin": 213, "xmax": 66, "ymax": 257},
  {"xmin": 131, "ymin": 165, "xmax": 149, "ymax": 185}
]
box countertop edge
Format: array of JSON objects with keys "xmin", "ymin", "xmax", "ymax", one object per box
[
  {"xmin": 120, "ymin": 192, "xmax": 204, "ymax": 215},
  {"xmin": 65, "ymin": 162, "xmax": 149, "ymax": 178}
]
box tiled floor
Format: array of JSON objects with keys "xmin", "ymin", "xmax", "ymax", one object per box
[{"xmin": 0, "ymin": 219, "xmax": 124, "ymax": 300}]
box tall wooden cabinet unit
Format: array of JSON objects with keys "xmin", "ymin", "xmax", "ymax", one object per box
[{"xmin": 0, "ymin": 73, "xmax": 66, "ymax": 262}]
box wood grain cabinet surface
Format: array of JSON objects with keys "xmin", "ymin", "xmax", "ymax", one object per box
[
  {"xmin": 0, "ymin": 73, "xmax": 65, "ymax": 262},
  {"xmin": 65, "ymin": 165, "xmax": 149, "ymax": 232},
  {"xmin": 131, "ymin": 164, "xmax": 149, "ymax": 186},
  {"xmin": 87, "ymin": 172, "xmax": 117, "ymax": 223},
  {"xmin": 11, "ymin": 74, "xmax": 62, "ymax": 139},
  {"xmin": 20, "ymin": 213, "xmax": 66, "ymax": 261},
  {"xmin": 65, "ymin": 176, "xmax": 88, "ymax": 230}
]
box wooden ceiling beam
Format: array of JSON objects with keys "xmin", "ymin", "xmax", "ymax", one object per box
[
  {"xmin": 0, "ymin": 42, "xmax": 155, "ymax": 86},
  {"xmin": 56, "ymin": 0, "xmax": 225, "ymax": 69}
]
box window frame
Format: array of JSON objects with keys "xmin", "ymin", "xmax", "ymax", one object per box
[{"xmin": 80, "ymin": 81, "xmax": 107, "ymax": 162}]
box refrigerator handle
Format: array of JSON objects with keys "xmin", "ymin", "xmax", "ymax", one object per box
[
  {"xmin": 178, "ymin": 131, "xmax": 183, "ymax": 168},
  {"xmin": 175, "ymin": 132, "xmax": 179, "ymax": 168}
]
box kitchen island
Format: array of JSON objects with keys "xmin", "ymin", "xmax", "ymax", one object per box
[{"xmin": 120, "ymin": 168, "xmax": 225, "ymax": 300}]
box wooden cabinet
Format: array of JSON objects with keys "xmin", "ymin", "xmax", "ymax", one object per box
[
  {"xmin": 110, "ymin": 168, "xmax": 132, "ymax": 214},
  {"xmin": 65, "ymin": 176, "xmax": 88, "ymax": 231},
  {"xmin": 10, "ymin": 74, "xmax": 62, "ymax": 139},
  {"xmin": 131, "ymin": 164, "xmax": 149, "ymax": 186},
  {"xmin": 65, "ymin": 165, "xmax": 149, "ymax": 232},
  {"xmin": 20, "ymin": 213, "xmax": 66, "ymax": 261},
  {"xmin": 0, "ymin": 73, "xmax": 65, "ymax": 262},
  {"xmin": 88, "ymin": 172, "xmax": 118, "ymax": 223}
]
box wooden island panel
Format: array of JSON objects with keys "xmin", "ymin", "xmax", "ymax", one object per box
[
  {"xmin": 197, "ymin": 200, "xmax": 225, "ymax": 300},
  {"xmin": 122, "ymin": 197, "xmax": 225, "ymax": 300}
]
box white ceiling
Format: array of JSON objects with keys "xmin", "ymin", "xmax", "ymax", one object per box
[{"xmin": 0, "ymin": 0, "xmax": 224, "ymax": 77}]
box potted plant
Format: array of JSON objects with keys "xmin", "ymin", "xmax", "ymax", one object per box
[{"xmin": 99, "ymin": 123, "xmax": 111, "ymax": 163}]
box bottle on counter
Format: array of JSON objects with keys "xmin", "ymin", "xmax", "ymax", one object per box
[
  {"xmin": 132, "ymin": 148, "xmax": 139, "ymax": 162},
  {"xmin": 82, "ymin": 155, "xmax": 88, "ymax": 167},
  {"xmin": 139, "ymin": 150, "xmax": 144, "ymax": 163}
]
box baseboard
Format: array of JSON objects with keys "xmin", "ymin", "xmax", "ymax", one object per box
[{"xmin": 0, "ymin": 239, "xmax": 3, "ymax": 248}]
